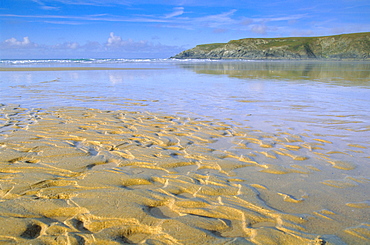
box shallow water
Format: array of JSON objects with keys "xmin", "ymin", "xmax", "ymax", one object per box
[
  {"xmin": 0, "ymin": 60, "xmax": 369, "ymax": 244},
  {"xmin": 1, "ymin": 60, "xmax": 369, "ymax": 140}
]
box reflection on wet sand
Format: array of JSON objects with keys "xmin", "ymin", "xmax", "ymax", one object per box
[{"xmin": 178, "ymin": 61, "xmax": 370, "ymax": 85}]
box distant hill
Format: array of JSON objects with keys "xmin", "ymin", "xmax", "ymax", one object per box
[{"xmin": 171, "ymin": 32, "xmax": 370, "ymax": 60}]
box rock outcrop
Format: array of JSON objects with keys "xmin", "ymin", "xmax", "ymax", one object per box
[{"xmin": 171, "ymin": 32, "xmax": 370, "ymax": 60}]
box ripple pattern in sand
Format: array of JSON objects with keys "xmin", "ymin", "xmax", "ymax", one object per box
[{"xmin": 0, "ymin": 105, "xmax": 369, "ymax": 244}]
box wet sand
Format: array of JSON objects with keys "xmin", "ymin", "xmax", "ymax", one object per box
[{"xmin": 0, "ymin": 105, "xmax": 369, "ymax": 244}]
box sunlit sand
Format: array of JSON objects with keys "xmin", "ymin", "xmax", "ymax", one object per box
[{"xmin": 1, "ymin": 104, "xmax": 369, "ymax": 244}]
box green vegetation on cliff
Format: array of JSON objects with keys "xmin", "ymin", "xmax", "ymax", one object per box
[{"xmin": 171, "ymin": 32, "xmax": 370, "ymax": 60}]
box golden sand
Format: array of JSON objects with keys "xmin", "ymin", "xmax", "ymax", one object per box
[{"xmin": 0, "ymin": 105, "xmax": 369, "ymax": 244}]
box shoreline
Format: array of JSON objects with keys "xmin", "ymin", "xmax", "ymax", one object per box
[{"xmin": 0, "ymin": 67, "xmax": 165, "ymax": 71}]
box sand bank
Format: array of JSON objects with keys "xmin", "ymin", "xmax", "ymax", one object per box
[{"xmin": 0, "ymin": 105, "xmax": 369, "ymax": 244}]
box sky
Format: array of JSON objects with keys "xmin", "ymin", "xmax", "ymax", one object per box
[{"xmin": 1, "ymin": 0, "xmax": 369, "ymax": 59}]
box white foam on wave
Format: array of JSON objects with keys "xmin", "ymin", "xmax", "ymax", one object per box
[
  {"xmin": 0, "ymin": 58, "xmax": 254, "ymax": 66},
  {"xmin": 0, "ymin": 58, "xmax": 170, "ymax": 65}
]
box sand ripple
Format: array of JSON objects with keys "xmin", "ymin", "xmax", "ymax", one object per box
[{"xmin": 0, "ymin": 105, "xmax": 369, "ymax": 244}]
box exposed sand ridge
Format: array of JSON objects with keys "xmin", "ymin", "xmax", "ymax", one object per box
[{"xmin": 0, "ymin": 105, "xmax": 369, "ymax": 244}]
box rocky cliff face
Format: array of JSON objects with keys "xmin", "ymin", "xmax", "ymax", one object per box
[{"xmin": 171, "ymin": 33, "xmax": 370, "ymax": 60}]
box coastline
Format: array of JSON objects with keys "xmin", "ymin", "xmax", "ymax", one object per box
[{"xmin": 170, "ymin": 32, "xmax": 370, "ymax": 60}]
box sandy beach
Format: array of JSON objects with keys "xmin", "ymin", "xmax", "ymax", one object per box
[
  {"xmin": 0, "ymin": 60, "xmax": 369, "ymax": 244},
  {"xmin": 2, "ymin": 0, "xmax": 369, "ymax": 242},
  {"xmin": 0, "ymin": 103, "xmax": 369, "ymax": 244}
]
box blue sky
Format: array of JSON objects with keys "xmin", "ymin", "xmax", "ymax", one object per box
[{"xmin": 1, "ymin": 0, "xmax": 369, "ymax": 59}]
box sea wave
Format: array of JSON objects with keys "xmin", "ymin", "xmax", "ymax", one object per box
[
  {"xmin": 0, "ymin": 58, "xmax": 165, "ymax": 65},
  {"xmin": 0, "ymin": 58, "xmax": 225, "ymax": 66}
]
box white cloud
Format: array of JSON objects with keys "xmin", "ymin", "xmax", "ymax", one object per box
[
  {"xmin": 44, "ymin": 20, "xmax": 84, "ymax": 25},
  {"xmin": 67, "ymin": 42, "xmax": 79, "ymax": 49},
  {"xmin": 52, "ymin": 42, "xmax": 80, "ymax": 49},
  {"xmin": 1, "ymin": 33, "xmax": 182, "ymax": 54},
  {"xmin": 0, "ymin": 32, "xmax": 180, "ymax": 58},
  {"xmin": 107, "ymin": 32, "xmax": 123, "ymax": 47},
  {"xmin": 3, "ymin": 37, "xmax": 38, "ymax": 48},
  {"xmin": 165, "ymin": 7, "xmax": 184, "ymax": 18},
  {"xmin": 250, "ymin": 24, "xmax": 267, "ymax": 34},
  {"xmin": 32, "ymin": 0, "xmax": 126, "ymax": 6},
  {"xmin": 32, "ymin": 0, "xmax": 60, "ymax": 10},
  {"xmin": 0, "ymin": 10, "xmax": 305, "ymax": 34},
  {"xmin": 106, "ymin": 32, "xmax": 151, "ymax": 51},
  {"xmin": 196, "ymin": 9, "xmax": 237, "ymax": 28}
]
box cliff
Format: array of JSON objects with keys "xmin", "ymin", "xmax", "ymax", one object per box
[{"xmin": 171, "ymin": 32, "xmax": 370, "ymax": 60}]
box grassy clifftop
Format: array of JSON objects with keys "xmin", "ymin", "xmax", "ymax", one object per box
[{"xmin": 171, "ymin": 32, "xmax": 370, "ymax": 60}]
